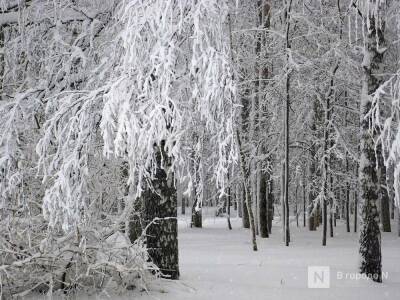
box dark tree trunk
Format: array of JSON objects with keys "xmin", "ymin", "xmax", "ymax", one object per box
[
  {"xmin": 191, "ymin": 197, "xmax": 202, "ymax": 228},
  {"xmin": 181, "ymin": 198, "xmax": 185, "ymax": 215},
  {"xmin": 377, "ymin": 147, "xmax": 391, "ymax": 232},
  {"xmin": 238, "ymin": 184, "xmax": 243, "ymax": 218},
  {"xmin": 354, "ymin": 190, "xmax": 358, "ymax": 233},
  {"xmin": 283, "ymin": 0, "xmax": 292, "ymax": 247},
  {"xmin": 227, "ymin": 182, "xmax": 232, "ymax": 230},
  {"xmin": 303, "ymin": 181, "xmax": 306, "ymax": 227},
  {"xmin": 143, "ymin": 142, "xmax": 179, "ymax": 279},
  {"xmin": 308, "ymin": 114, "xmax": 317, "ymax": 231},
  {"xmin": 242, "ymin": 187, "xmax": 250, "ymax": 228},
  {"xmin": 345, "ymin": 149, "xmax": 351, "ymax": 232},
  {"xmin": 322, "ymin": 195, "xmax": 327, "ymax": 246},
  {"xmin": 391, "ymin": 196, "xmax": 395, "ymax": 220},
  {"xmin": 259, "ymin": 171, "xmax": 269, "ymax": 238},
  {"xmin": 387, "ymin": 160, "xmax": 395, "ymax": 219},
  {"xmin": 295, "ymin": 185, "xmax": 299, "ymax": 227},
  {"xmin": 267, "ymin": 179, "xmax": 274, "ymax": 234},
  {"xmin": 322, "ymin": 104, "xmax": 329, "ymax": 246},
  {"xmin": 346, "ymin": 182, "xmax": 350, "ymax": 233},
  {"xmin": 359, "ymin": 4, "xmax": 384, "ymax": 282}
]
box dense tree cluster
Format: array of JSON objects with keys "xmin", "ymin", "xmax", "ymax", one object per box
[{"xmin": 0, "ymin": 0, "xmax": 399, "ymax": 297}]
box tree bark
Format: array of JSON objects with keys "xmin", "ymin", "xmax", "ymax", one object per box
[
  {"xmin": 227, "ymin": 171, "xmax": 232, "ymax": 230},
  {"xmin": 354, "ymin": 190, "xmax": 358, "ymax": 233},
  {"xmin": 143, "ymin": 141, "xmax": 179, "ymax": 279},
  {"xmin": 267, "ymin": 178, "xmax": 274, "ymax": 234},
  {"xmin": 259, "ymin": 170, "xmax": 269, "ymax": 238},
  {"xmin": 308, "ymin": 101, "xmax": 318, "ymax": 231},
  {"xmin": 283, "ymin": 0, "xmax": 292, "ymax": 247},
  {"xmin": 191, "ymin": 195, "xmax": 202, "ymax": 228},
  {"xmin": 359, "ymin": 3, "xmax": 385, "ymax": 282},
  {"xmin": 242, "ymin": 187, "xmax": 250, "ymax": 228},
  {"xmin": 237, "ymin": 129, "xmax": 257, "ymax": 251},
  {"xmin": 377, "ymin": 147, "xmax": 391, "ymax": 232}
]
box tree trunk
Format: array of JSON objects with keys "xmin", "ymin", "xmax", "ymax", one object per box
[
  {"xmin": 354, "ymin": 190, "xmax": 358, "ymax": 233},
  {"xmin": 303, "ymin": 181, "xmax": 306, "ymax": 227},
  {"xmin": 308, "ymin": 111, "xmax": 317, "ymax": 231},
  {"xmin": 259, "ymin": 171, "xmax": 269, "ymax": 238},
  {"xmin": 242, "ymin": 187, "xmax": 250, "ymax": 228},
  {"xmin": 143, "ymin": 141, "xmax": 179, "ymax": 279},
  {"xmin": 238, "ymin": 184, "xmax": 243, "ymax": 218},
  {"xmin": 282, "ymin": 0, "xmax": 292, "ymax": 247},
  {"xmin": 244, "ymin": 184, "xmax": 258, "ymax": 251},
  {"xmin": 377, "ymin": 147, "xmax": 391, "ymax": 232},
  {"xmin": 322, "ymin": 98, "xmax": 329, "ymax": 246},
  {"xmin": 267, "ymin": 178, "xmax": 274, "ymax": 234},
  {"xmin": 295, "ymin": 185, "xmax": 299, "ymax": 227},
  {"xmin": 359, "ymin": 3, "xmax": 384, "ymax": 282},
  {"xmin": 346, "ymin": 182, "xmax": 350, "ymax": 233},
  {"xmin": 227, "ymin": 173, "xmax": 232, "ymax": 230},
  {"xmin": 191, "ymin": 196, "xmax": 202, "ymax": 228}
]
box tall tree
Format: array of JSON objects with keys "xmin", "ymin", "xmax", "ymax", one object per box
[{"xmin": 359, "ymin": 0, "xmax": 386, "ymax": 283}]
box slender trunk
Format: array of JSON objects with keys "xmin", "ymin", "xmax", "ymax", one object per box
[
  {"xmin": 244, "ymin": 184, "xmax": 258, "ymax": 251},
  {"xmin": 346, "ymin": 182, "xmax": 350, "ymax": 232},
  {"xmin": 322, "ymin": 101, "xmax": 329, "ymax": 246},
  {"xmin": 322, "ymin": 192, "xmax": 327, "ymax": 246},
  {"xmin": 253, "ymin": 165, "xmax": 259, "ymax": 235},
  {"xmin": 322, "ymin": 95, "xmax": 329, "ymax": 246},
  {"xmin": 237, "ymin": 130, "xmax": 257, "ymax": 251},
  {"xmin": 190, "ymin": 134, "xmax": 202, "ymax": 228},
  {"xmin": 227, "ymin": 172, "xmax": 232, "ymax": 230},
  {"xmin": 281, "ymin": 162, "xmax": 288, "ymax": 243},
  {"xmin": 329, "ymin": 174, "xmax": 334, "ymax": 238},
  {"xmin": 191, "ymin": 195, "xmax": 202, "ymax": 228},
  {"xmin": 377, "ymin": 146, "xmax": 391, "ymax": 232},
  {"xmin": 303, "ymin": 181, "xmax": 306, "ymax": 227},
  {"xmin": 267, "ymin": 178, "xmax": 274, "ymax": 234},
  {"xmin": 238, "ymin": 184, "xmax": 243, "ymax": 218},
  {"xmin": 345, "ymin": 101, "xmax": 350, "ymax": 232},
  {"xmin": 242, "ymin": 187, "xmax": 250, "ymax": 228},
  {"xmin": 181, "ymin": 198, "xmax": 185, "ymax": 215},
  {"xmin": 391, "ymin": 195, "xmax": 395, "ymax": 220},
  {"xmin": 308, "ymin": 101, "xmax": 318, "ymax": 231},
  {"xmin": 295, "ymin": 185, "xmax": 299, "ymax": 227},
  {"xmin": 259, "ymin": 169, "xmax": 269, "ymax": 237},
  {"xmin": 282, "ymin": 0, "xmax": 292, "ymax": 247},
  {"xmin": 354, "ymin": 190, "xmax": 358, "ymax": 233}
]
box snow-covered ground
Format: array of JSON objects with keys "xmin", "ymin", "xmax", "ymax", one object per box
[
  {"xmin": 29, "ymin": 208, "xmax": 400, "ymax": 300},
  {"xmin": 134, "ymin": 208, "xmax": 400, "ymax": 300}
]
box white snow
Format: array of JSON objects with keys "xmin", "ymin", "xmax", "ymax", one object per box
[
  {"xmin": 38, "ymin": 208, "xmax": 399, "ymax": 300},
  {"xmin": 133, "ymin": 213, "xmax": 400, "ymax": 300}
]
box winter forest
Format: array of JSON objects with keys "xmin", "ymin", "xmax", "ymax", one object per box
[{"xmin": 0, "ymin": 0, "xmax": 400, "ymax": 299}]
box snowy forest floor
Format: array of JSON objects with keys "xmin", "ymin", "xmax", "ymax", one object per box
[
  {"xmin": 30, "ymin": 208, "xmax": 400, "ymax": 300},
  {"xmin": 135, "ymin": 208, "xmax": 400, "ymax": 300}
]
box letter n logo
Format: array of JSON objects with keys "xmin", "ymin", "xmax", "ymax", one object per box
[{"xmin": 308, "ymin": 266, "xmax": 330, "ymax": 288}]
